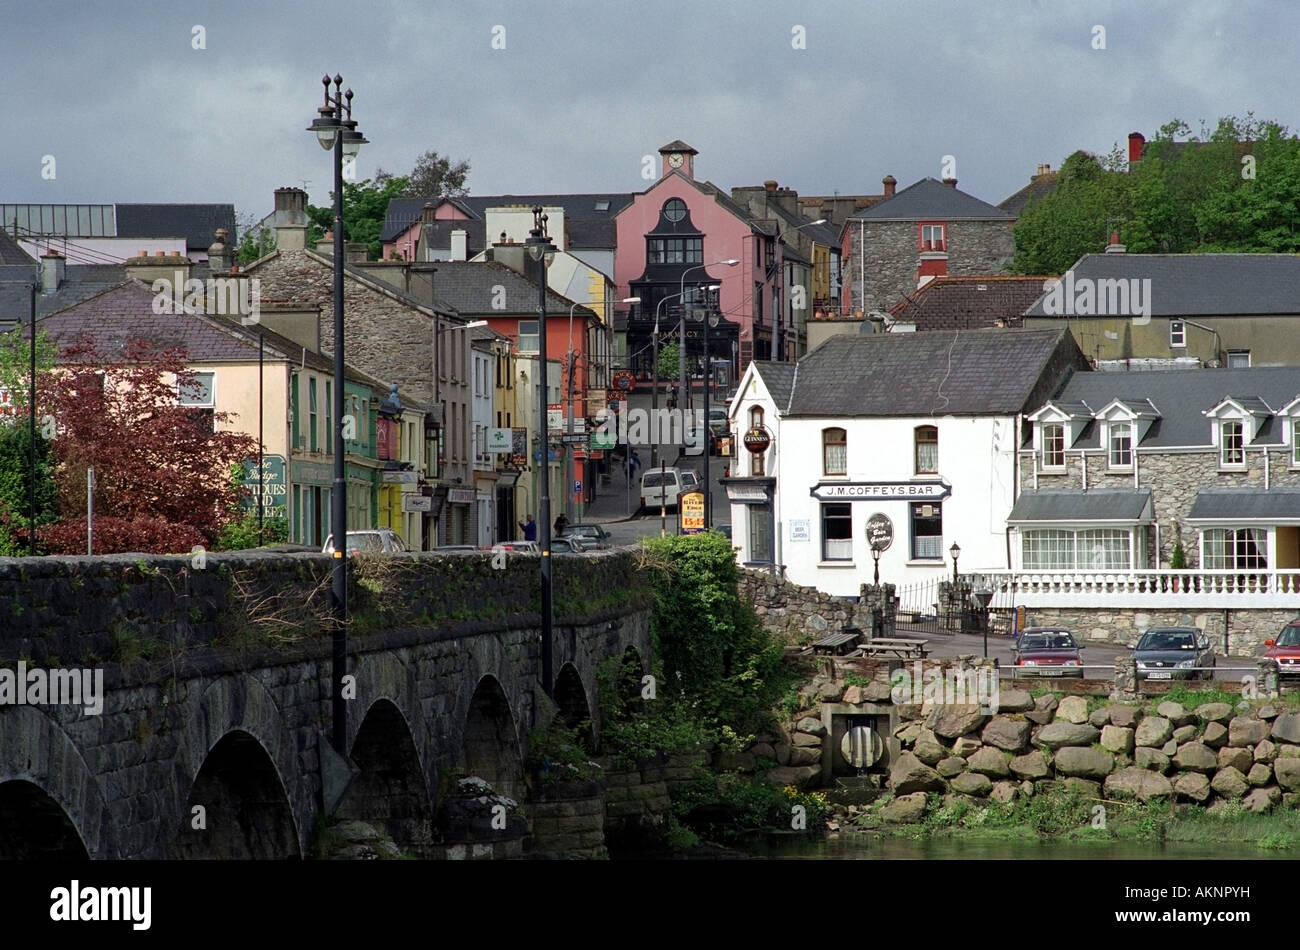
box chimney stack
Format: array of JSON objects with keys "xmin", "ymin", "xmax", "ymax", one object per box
[
  {"xmin": 316, "ymin": 230, "xmax": 334, "ymax": 254},
  {"xmin": 272, "ymin": 187, "xmax": 309, "ymax": 251},
  {"xmin": 125, "ymin": 250, "xmax": 191, "ymax": 301},
  {"xmin": 941, "ymin": 178, "xmax": 958, "ymax": 189},
  {"xmin": 208, "ymin": 228, "xmax": 234, "ymax": 274},
  {"xmin": 420, "ymin": 202, "xmax": 439, "ymax": 225},
  {"xmin": 345, "ymin": 242, "xmax": 368, "ymax": 263},
  {"xmin": 39, "ymin": 249, "xmax": 65, "ymax": 294},
  {"xmin": 882, "ymin": 175, "xmax": 897, "ymax": 197},
  {"xmin": 1035, "ymin": 163, "xmax": 1052, "ymax": 177},
  {"xmin": 1128, "ymin": 132, "xmax": 1145, "ymax": 165},
  {"xmin": 1105, "ymin": 232, "xmax": 1127, "ymax": 254},
  {"xmin": 763, "ymin": 180, "xmax": 778, "ymax": 193},
  {"xmin": 450, "ymin": 228, "xmax": 468, "ymax": 262}
]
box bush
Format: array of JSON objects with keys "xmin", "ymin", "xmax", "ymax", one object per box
[
  {"xmin": 215, "ymin": 513, "xmax": 289, "ymax": 550},
  {"xmin": 40, "ymin": 516, "xmax": 207, "ymax": 555}
]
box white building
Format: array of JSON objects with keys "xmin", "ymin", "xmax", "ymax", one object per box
[{"xmin": 722, "ymin": 328, "xmax": 1088, "ymax": 596}]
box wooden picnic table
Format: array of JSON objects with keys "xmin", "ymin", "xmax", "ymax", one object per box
[
  {"xmin": 858, "ymin": 637, "xmax": 930, "ymax": 659},
  {"xmin": 811, "ymin": 630, "xmax": 864, "ymax": 655}
]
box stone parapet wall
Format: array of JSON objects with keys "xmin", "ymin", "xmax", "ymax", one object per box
[
  {"xmin": 1026, "ymin": 605, "xmax": 1296, "ymax": 654},
  {"xmin": 739, "ymin": 568, "xmax": 871, "ymax": 644}
]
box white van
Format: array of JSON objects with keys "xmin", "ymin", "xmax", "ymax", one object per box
[{"xmin": 640, "ymin": 467, "xmax": 683, "ymax": 511}]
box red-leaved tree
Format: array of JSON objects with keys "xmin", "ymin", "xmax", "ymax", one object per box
[{"xmin": 37, "ymin": 336, "xmax": 258, "ymax": 553}]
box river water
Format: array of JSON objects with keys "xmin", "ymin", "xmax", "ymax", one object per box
[{"xmin": 746, "ymin": 833, "xmax": 1289, "ymax": 860}]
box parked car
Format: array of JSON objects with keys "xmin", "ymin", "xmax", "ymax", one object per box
[
  {"xmin": 1132, "ymin": 626, "xmax": 1216, "ymax": 680},
  {"xmin": 435, "ymin": 544, "xmax": 478, "ymax": 551},
  {"xmin": 678, "ymin": 470, "xmax": 701, "ymax": 493},
  {"xmin": 641, "ymin": 467, "xmax": 684, "ymax": 511},
  {"xmin": 714, "ymin": 522, "xmax": 732, "ymax": 540},
  {"xmin": 490, "ymin": 540, "xmax": 539, "ymax": 554},
  {"xmin": 322, "ymin": 528, "xmax": 407, "ymax": 556},
  {"xmin": 708, "ymin": 407, "xmax": 729, "ymax": 437},
  {"xmin": 551, "ymin": 536, "xmax": 588, "ymax": 553},
  {"xmin": 559, "ymin": 523, "xmax": 612, "ymax": 550},
  {"xmin": 1012, "ymin": 627, "xmax": 1084, "ymax": 677},
  {"xmin": 1263, "ymin": 619, "xmax": 1300, "ymax": 677}
]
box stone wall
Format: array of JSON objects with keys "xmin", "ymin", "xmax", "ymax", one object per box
[
  {"xmin": 1026, "ymin": 605, "xmax": 1296, "ymax": 654},
  {"xmin": 739, "ymin": 568, "xmax": 871, "ymax": 644}
]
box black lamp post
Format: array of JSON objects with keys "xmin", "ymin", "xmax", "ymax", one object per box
[
  {"xmin": 949, "ymin": 541, "xmax": 961, "ymax": 584},
  {"xmin": 872, "ymin": 543, "xmax": 882, "ymax": 585},
  {"xmin": 307, "ymin": 74, "xmax": 367, "ymax": 756},
  {"xmin": 689, "ymin": 286, "xmax": 724, "ymax": 528},
  {"xmin": 974, "ymin": 587, "xmax": 993, "ymax": 658},
  {"xmin": 525, "ymin": 208, "xmax": 557, "ymax": 698}
]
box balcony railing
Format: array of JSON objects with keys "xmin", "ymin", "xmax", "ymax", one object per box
[{"xmin": 965, "ymin": 568, "xmax": 1300, "ymax": 610}]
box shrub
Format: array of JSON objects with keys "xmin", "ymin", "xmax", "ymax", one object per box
[{"xmin": 40, "ymin": 516, "xmax": 207, "ymax": 555}]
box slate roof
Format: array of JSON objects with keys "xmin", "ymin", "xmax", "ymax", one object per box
[
  {"xmin": 782, "ymin": 327, "xmax": 1081, "ymax": 417},
  {"xmin": 1007, "ymin": 489, "xmax": 1153, "ymax": 523},
  {"xmin": 0, "ymin": 264, "xmax": 128, "ymax": 324},
  {"xmin": 849, "ymin": 178, "xmax": 1014, "ymax": 222},
  {"xmin": 390, "ymin": 260, "xmax": 594, "ymax": 318},
  {"xmin": 1024, "ymin": 253, "xmax": 1300, "ymax": 317},
  {"xmin": 889, "ymin": 276, "xmax": 1050, "ymax": 331},
  {"xmin": 113, "ymin": 204, "xmax": 237, "ymax": 251},
  {"xmin": 998, "ymin": 171, "xmax": 1058, "ymax": 216},
  {"xmin": 750, "ymin": 362, "xmax": 797, "ymax": 413},
  {"xmin": 420, "ymin": 220, "xmax": 487, "ymax": 260},
  {"xmin": 1188, "ymin": 488, "xmax": 1300, "ymax": 522},
  {"xmin": 0, "ymin": 229, "xmax": 34, "ymax": 265},
  {"xmin": 381, "ymin": 194, "xmax": 634, "ymax": 243},
  {"xmin": 1040, "ymin": 366, "xmax": 1300, "ymax": 448}
]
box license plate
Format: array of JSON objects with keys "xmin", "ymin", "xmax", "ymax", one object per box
[
  {"xmin": 1148, "ymin": 671, "xmax": 1172, "ymax": 680},
  {"xmin": 1039, "ymin": 669, "xmax": 1063, "ymax": 676}
]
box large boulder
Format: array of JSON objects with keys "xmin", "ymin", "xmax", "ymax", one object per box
[
  {"xmin": 1229, "ymin": 717, "xmax": 1270, "ymax": 748},
  {"xmin": 1217, "ymin": 747, "xmax": 1252, "ymax": 773},
  {"xmin": 951, "ymin": 736, "xmax": 982, "ymax": 758},
  {"xmin": 1105, "ymin": 767, "xmax": 1173, "ymax": 802},
  {"xmin": 1134, "ymin": 716, "xmax": 1173, "ymax": 748},
  {"xmin": 936, "ymin": 757, "xmax": 967, "ymax": 778},
  {"xmin": 982, "ymin": 717, "xmax": 1031, "ymax": 752},
  {"xmin": 931, "ymin": 707, "xmax": 989, "ymax": 740},
  {"xmin": 1195, "ymin": 702, "xmax": 1233, "ymax": 723},
  {"xmin": 1254, "ymin": 739, "xmax": 1277, "ymax": 763},
  {"xmin": 1173, "ymin": 772, "xmax": 1211, "ymax": 803},
  {"xmin": 1009, "ymin": 750, "xmax": 1051, "ymax": 780},
  {"xmin": 1060, "ymin": 777, "xmax": 1101, "ymax": 798},
  {"xmin": 1172, "ymin": 742, "xmax": 1218, "ymax": 773},
  {"xmin": 967, "ymin": 746, "xmax": 1012, "ymax": 778},
  {"xmin": 1273, "ymin": 757, "xmax": 1300, "ymax": 791},
  {"xmin": 1243, "ymin": 786, "xmax": 1281, "ymax": 813},
  {"xmin": 1247, "ymin": 763, "xmax": 1273, "ymax": 788},
  {"xmin": 950, "ymin": 772, "xmax": 993, "ymax": 797},
  {"xmin": 1088, "ymin": 708, "xmax": 1111, "ymax": 728},
  {"xmin": 913, "ymin": 729, "xmax": 947, "ymax": 766},
  {"xmin": 894, "ymin": 722, "xmax": 922, "ymax": 744},
  {"xmin": 1109, "ymin": 705, "xmax": 1144, "ymax": 729},
  {"xmin": 880, "ymin": 792, "xmax": 928, "ymax": 824},
  {"xmin": 1172, "ymin": 725, "xmax": 1197, "ymax": 744},
  {"xmin": 1134, "ymin": 747, "xmax": 1171, "ymax": 773},
  {"xmin": 840, "ymin": 685, "xmax": 865, "ymax": 705},
  {"xmin": 1054, "ymin": 746, "xmax": 1115, "ymax": 779},
  {"xmin": 863, "ymin": 680, "xmax": 895, "ymax": 703},
  {"xmin": 997, "ymin": 689, "xmax": 1034, "ymax": 713},
  {"xmin": 1025, "ymin": 693, "xmax": 1058, "ymax": 725},
  {"xmin": 765, "ymin": 765, "xmax": 820, "ymax": 790},
  {"xmin": 1270, "ymin": 713, "xmax": 1300, "ymax": 745},
  {"xmin": 1055, "ymin": 696, "xmax": 1090, "ymax": 724},
  {"xmin": 1202, "ymin": 722, "xmax": 1228, "ymax": 749},
  {"xmin": 889, "ymin": 751, "xmax": 945, "ymax": 794},
  {"xmin": 792, "ymin": 732, "xmax": 822, "ymax": 748},
  {"xmin": 1100, "ymin": 725, "xmax": 1135, "ymax": 754},
  {"xmin": 796, "ymin": 716, "xmax": 827, "ymax": 737},
  {"xmin": 1156, "ymin": 701, "xmax": 1193, "ymax": 726},
  {"xmin": 990, "ymin": 781, "xmax": 1019, "ymax": 804},
  {"xmin": 788, "ymin": 746, "xmax": 821, "ymax": 766},
  {"xmin": 1032, "ymin": 722, "xmax": 1100, "ymax": 750},
  {"xmin": 1210, "ymin": 767, "xmax": 1250, "ymax": 800}
]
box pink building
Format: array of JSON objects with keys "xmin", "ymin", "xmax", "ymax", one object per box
[{"xmin": 614, "ymin": 141, "xmax": 782, "ymax": 380}]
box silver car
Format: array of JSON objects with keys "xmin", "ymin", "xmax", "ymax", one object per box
[
  {"xmin": 1132, "ymin": 626, "xmax": 1217, "ymax": 680},
  {"xmin": 322, "ymin": 528, "xmax": 408, "ymax": 556}
]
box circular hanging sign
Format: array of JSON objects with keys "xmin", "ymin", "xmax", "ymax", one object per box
[
  {"xmin": 743, "ymin": 426, "xmax": 772, "ymax": 454},
  {"xmin": 865, "ymin": 512, "xmax": 894, "ymax": 552},
  {"xmin": 612, "ymin": 371, "xmax": 636, "ymax": 392}
]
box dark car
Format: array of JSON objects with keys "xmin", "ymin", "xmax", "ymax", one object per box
[
  {"xmin": 551, "ymin": 536, "xmax": 589, "ymax": 554},
  {"xmin": 1132, "ymin": 626, "xmax": 1216, "ymax": 680},
  {"xmin": 1012, "ymin": 627, "xmax": 1084, "ymax": 677},
  {"xmin": 560, "ymin": 523, "xmax": 612, "ymax": 549},
  {"xmin": 1263, "ymin": 620, "xmax": 1300, "ymax": 677}
]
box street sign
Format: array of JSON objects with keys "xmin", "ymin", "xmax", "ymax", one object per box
[
  {"xmin": 678, "ymin": 490, "xmax": 706, "ymax": 534},
  {"xmin": 486, "ymin": 427, "xmax": 512, "ymax": 453},
  {"xmin": 743, "ymin": 426, "xmax": 772, "ymax": 454},
  {"xmin": 866, "ymin": 512, "xmax": 894, "ymax": 551},
  {"xmin": 402, "ymin": 494, "xmax": 432, "ymax": 512},
  {"xmin": 562, "ymin": 433, "xmax": 586, "ymax": 444},
  {"xmin": 573, "ymin": 479, "xmax": 583, "ymax": 494},
  {"xmin": 590, "ymin": 428, "xmax": 617, "ymax": 450},
  {"xmin": 547, "ymin": 404, "xmax": 563, "ymax": 431},
  {"xmin": 789, "ymin": 519, "xmax": 810, "ymax": 542}
]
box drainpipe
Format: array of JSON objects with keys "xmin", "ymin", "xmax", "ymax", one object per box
[
  {"xmin": 858, "ymin": 220, "xmax": 865, "ymax": 314},
  {"xmin": 1080, "ymin": 450, "xmax": 1087, "ymax": 490},
  {"xmin": 1264, "ymin": 443, "xmax": 1270, "ymax": 490},
  {"xmin": 1134, "ymin": 446, "xmax": 1139, "ymax": 490}
]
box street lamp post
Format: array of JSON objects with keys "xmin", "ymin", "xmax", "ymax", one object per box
[
  {"xmin": 676, "ymin": 260, "xmax": 737, "ymax": 457},
  {"xmin": 689, "ymin": 292, "xmax": 722, "ymax": 528},
  {"xmin": 774, "ymin": 219, "xmax": 825, "ymax": 361},
  {"xmin": 525, "ymin": 208, "xmax": 557, "ymax": 698},
  {"xmin": 307, "ymin": 73, "xmax": 366, "ymax": 757},
  {"xmin": 650, "ymin": 289, "xmax": 692, "ymax": 470},
  {"xmin": 950, "ymin": 542, "xmax": 961, "ymax": 584},
  {"xmin": 872, "ymin": 543, "xmax": 882, "ymax": 585}
]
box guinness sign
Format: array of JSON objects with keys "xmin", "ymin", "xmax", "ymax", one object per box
[{"xmin": 743, "ymin": 426, "xmax": 772, "ymax": 454}]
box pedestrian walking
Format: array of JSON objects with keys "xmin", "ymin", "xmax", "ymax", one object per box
[
  {"xmin": 554, "ymin": 513, "xmax": 569, "ymax": 536},
  {"xmin": 518, "ymin": 514, "xmax": 536, "ymax": 541}
]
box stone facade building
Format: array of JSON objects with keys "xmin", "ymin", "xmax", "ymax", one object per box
[{"xmin": 840, "ymin": 177, "xmax": 1015, "ymax": 316}]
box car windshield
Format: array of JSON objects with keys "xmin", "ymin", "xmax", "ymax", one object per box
[
  {"xmin": 1277, "ymin": 626, "xmax": 1300, "ymax": 647},
  {"xmin": 643, "ymin": 473, "xmax": 675, "ymax": 487},
  {"xmin": 1022, "ymin": 633, "xmax": 1074, "ymax": 651},
  {"xmin": 349, "ymin": 533, "xmax": 383, "ymax": 552},
  {"xmin": 569, "ymin": 525, "xmax": 602, "ymax": 537},
  {"xmin": 1137, "ymin": 631, "xmax": 1196, "ymax": 651}
]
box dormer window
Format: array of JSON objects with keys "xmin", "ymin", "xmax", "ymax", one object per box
[
  {"xmin": 1293, "ymin": 419, "xmax": 1300, "ymax": 467},
  {"xmin": 1220, "ymin": 420, "xmax": 1245, "ymax": 467},
  {"xmin": 1108, "ymin": 423, "xmax": 1132, "ymax": 469},
  {"xmin": 1041, "ymin": 423, "xmax": 1065, "ymax": 469}
]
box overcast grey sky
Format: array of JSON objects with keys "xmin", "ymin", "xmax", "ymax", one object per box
[{"xmin": 3, "ymin": 0, "xmax": 1294, "ymax": 229}]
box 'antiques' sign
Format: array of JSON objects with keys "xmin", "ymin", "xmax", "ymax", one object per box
[{"xmin": 810, "ymin": 481, "xmax": 950, "ymax": 502}]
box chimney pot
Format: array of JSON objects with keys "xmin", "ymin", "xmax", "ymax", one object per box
[
  {"xmin": 882, "ymin": 175, "xmax": 897, "ymax": 197},
  {"xmin": 942, "ymin": 178, "xmax": 958, "ymax": 189},
  {"xmin": 764, "ymin": 180, "xmax": 778, "ymax": 193},
  {"xmin": 1128, "ymin": 132, "xmax": 1146, "ymax": 164}
]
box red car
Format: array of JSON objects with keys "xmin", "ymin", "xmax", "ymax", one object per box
[
  {"xmin": 1012, "ymin": 627, "xmax": 1084, "ymax": 678},
  {"xmin": 1263, "ymin": 620, "xmax": 1300, "ymax": 678}
]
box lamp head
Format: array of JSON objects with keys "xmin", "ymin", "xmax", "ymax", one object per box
[{"xmin": 950, "ymin": 542, "xmax": 961, "ymax": 561}]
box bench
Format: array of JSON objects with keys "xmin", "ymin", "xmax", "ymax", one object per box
[
  {"xmin": 858, "ymin": 637, "xmax": 930, "ymax": 660},
  {"xmin": 811, "ymin": 631, "xmax": 863, "ymax": 656}
]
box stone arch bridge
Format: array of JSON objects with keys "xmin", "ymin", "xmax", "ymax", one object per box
[{"xmin": 0, "ymin": 550, "xmax": 653, "ymax": 859}]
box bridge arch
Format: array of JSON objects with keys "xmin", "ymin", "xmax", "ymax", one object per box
[
  {"xmin": 172, "ymin": 675, "xmax": 305, "ymax": 859},
  {"xmin": 337, "ymin": 697, "xmax": 433, "ymax": 856},
  {"xmin": 459, "ymin": 674, "xmax": 524, "ymax": 800},
  {"xmin": 0, "ymin": 706, "xmax": 106, "ymax": 858},
  {"xmin": 554, "ymin": 662, "xmax": 594, "ymax": 750}
]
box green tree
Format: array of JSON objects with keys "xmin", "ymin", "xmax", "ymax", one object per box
[
  {"xmin": 657, "ymin": 340, "xmax": 681, "ymax": 379},
  {"xmin": 1011, "ymin": 151, "xmax": 1126, "ymax": 273},
  {"xmin": 307, "ymin": 175, "xmax": 411, "ymax": 261},
  {"xmin": 378, "ymin": 149, "xmax": 470, "ymax": 200},
  {"xmin": 237, "ymin": 225, "xmax": 276, "ymax": 264},
  {"xmin": 0, "ymin": 423, "xmax": 57, "ymax": 555}
]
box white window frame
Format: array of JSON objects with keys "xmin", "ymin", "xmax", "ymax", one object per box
[
  {"xmin": 1169, "ymin": 320, "xmax": 1186, "ymax": 347},
  {"xmin": 1219, "ymin": 419, "xmax": 1245, "ymax": 468},
  {"xmin": 1041, "ymin": 423, "xmax": 1066, "ymax": 470},
  {"xmin": 518, "ymin": 320, "xmax": 539, "ymax": 353},
  {"xmin": 1108, "ymin": 422, "xmax": 1133, "ymax": 470},
  {"xmin": 1227, "ymin": 350, "xmax": 1251, "ymax": 368},
  {"xmin": 177, "ymin": 371, "xmax": 216, "ymax": 408},
  {"xmin": 1292, "ymin": 418, "xmax": 1300, "ymax": 468}
]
